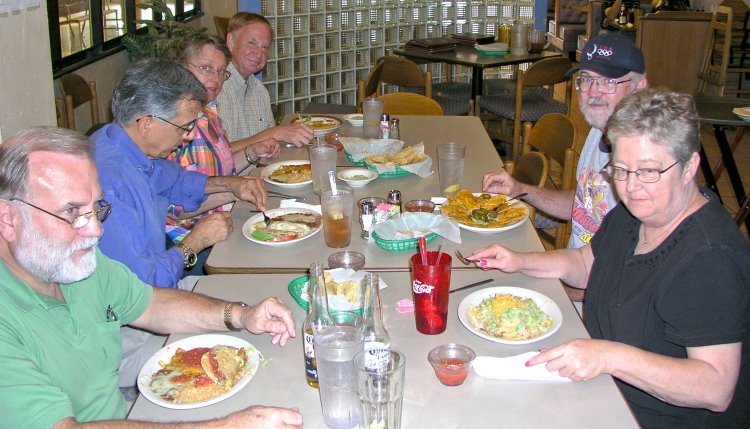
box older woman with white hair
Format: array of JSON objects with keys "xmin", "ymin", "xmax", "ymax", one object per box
[{"xmin": 468, "ymin": 88, "xmax": 750, "ymax": 429}]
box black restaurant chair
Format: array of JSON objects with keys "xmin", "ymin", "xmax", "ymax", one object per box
[{"xmin": 479, "ymin": 56, "xmax": 573, "ymax": 163}]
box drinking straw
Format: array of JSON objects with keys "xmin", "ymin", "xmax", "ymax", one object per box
[
  {"xmin": 327, "ymin": 170, "xmax": 338, "ymax": 196},
  {"xmin": 434, "ymin": 241, "xmax": 444, "ymax": 266},
  {"xmin": 418, "ymin": 236, "xmax": 428, "ymax": 265}
]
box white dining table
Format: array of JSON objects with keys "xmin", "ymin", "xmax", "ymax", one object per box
[
  {"xmin": 206, "ymin": 115, "xmax": 545, "ymax": 274},
  {"xmin": 127, "ymin": 272, "xmax": 639, "ymax": 428}
]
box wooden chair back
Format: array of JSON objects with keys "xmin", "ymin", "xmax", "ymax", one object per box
[
  {"xmin": 698, "ymin": 6, "xmax": 733, "ymax": 95},
  {"xmin": 512, "ymin": 56, "xmax": 573, "ymax": 161},
  {"xmin": 214, "ymin": 16, "xmax": 230, "ymax": 41},
  {"xmin": 377, "ymin": 92, "xmax": 444, "ymax": 115},
  {"xmin": 55, "ymin": 98, "xmax": 66, "ymax": 128},
  {"xmin": 60, "ymin": 73, "xmax": 99, "ymax": 133},
  {"xmin": 357, "ymin": 56, "xmax": 432, "ymax": 112},
  {"xmin": 504, "ymin": 151, "xmax": 549, "ymax": 224},
  {"xmin": 524, "ymin": 113, "xmax": 577, "ymax": 248}
]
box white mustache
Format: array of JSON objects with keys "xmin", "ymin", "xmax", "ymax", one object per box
[
  {"xmin": 586, "ymin": 97, "xmax": 608, "ymax": 107},
  {"xmin": 68, "ymin": 237, "xmax": 99, "ymax": 254}
]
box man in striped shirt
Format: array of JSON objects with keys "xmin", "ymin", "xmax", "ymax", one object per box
[{"xmin": 217, "ymin": 12, "xmax": 313, "ymax": 147}]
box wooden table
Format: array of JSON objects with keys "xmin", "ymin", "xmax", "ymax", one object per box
[
  {"xmin": 694, "ymin": 97, "xmax": 750, "ymax": 230},
  {"xmin": 127, "ymin": 272, "xmax": 639, "ymax": 428},
  {"xmin": 205, "ymin": 115, "xmax": 547, "ymax": 274},
  {"xmin": 394, "ymin": 47, "xmax": 561, "ymax": 100}
]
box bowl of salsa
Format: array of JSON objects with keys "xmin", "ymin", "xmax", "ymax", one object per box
[{"xmin": 427, "ymin": 343, "xmax": 476, "ymax": 386}]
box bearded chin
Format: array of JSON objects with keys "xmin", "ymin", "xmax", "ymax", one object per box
[{"xmin": 15, "ymin": 225, "xmax": 98, "ymax": 284}]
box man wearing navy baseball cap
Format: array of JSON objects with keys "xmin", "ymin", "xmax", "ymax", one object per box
[{"xmin": 482, "ymin": 32, "xmax": 647, "ymax": 300}]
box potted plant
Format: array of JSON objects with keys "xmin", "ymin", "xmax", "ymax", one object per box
[{"xmin": 122, "ymin": 0, "xmax": 206, "ymax": 60}]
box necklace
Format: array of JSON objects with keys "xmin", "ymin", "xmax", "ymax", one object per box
[{"xmin": 640, "ymin": 225, "xmax": 671, "ymax": 246}]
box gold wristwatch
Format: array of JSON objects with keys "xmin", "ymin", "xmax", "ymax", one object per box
[
  {"xmin": 177, "ymin": 242, "xmax": 198, "ymax": 269},
  {"xmin": 224, "ymin": 301, "xmax": 249, "ymax": 331}
]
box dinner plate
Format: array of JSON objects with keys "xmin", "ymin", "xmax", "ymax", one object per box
[
  {"xmin": 261, "ymin": 160, "xmax": 312, "ymax": 189},
  {"xmin": 458, "ymin": 286, "xmax": 563, "ymax": 345},
  {"xmin": 137, "ymin": 334, "xmax": 261, "ymax": 410},
  {"xmin": 292, "ymin": 114, "xmax": 342, "ymax": 137},
  {"xmin": 241, "ymin": 207, "xmax": 322, "ymax": 247},
  {"xmin": 443, "ymin": 193, "xmax": 529, "ymax": 233},
  {"xmin": 732, "ymin": 107, "xmax": 750, "ymax": 122}
]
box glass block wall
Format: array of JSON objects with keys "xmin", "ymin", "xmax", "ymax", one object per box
[{"xmin": 259, "ymin": 0, "xmax": 535, "ymax": 115}]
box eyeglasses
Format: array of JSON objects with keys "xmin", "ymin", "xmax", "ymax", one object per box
[
  {"xmin": 603, "ymin": 160, "xmax": 680, "ymax": 183},
  {"xmin": 12, "ymin": 198, "xmax": 112, "ymax": 229},
  {"xmin": 140, "ymin": 115, "xmax": 196, "ymax": 134},
  {"xmin": 189, "ymin": 63, "xmax": 231, "ymax": 81},
  {"xmin": 575, "ymin": 75, "xmax": 631, "ymax": 94}
]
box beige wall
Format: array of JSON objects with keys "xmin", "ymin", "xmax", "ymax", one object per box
[{"xmin": 0, "ymin": 2, "xmax": 56, "ymax": 141}]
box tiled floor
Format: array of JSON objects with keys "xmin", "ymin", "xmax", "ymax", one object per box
[{"xmin": 553, "ymin": 83, "xmax": 750, "ymax": 241}]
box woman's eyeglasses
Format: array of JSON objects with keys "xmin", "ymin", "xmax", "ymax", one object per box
[
  {"xmin": 190, "ymin": 64, "xmax": 231, "ymax": 81},
  {"xmin": 603, "ymin": 161, "xmax": 679, "ymax": 183}
]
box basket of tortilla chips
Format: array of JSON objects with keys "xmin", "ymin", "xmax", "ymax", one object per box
[{"xmin": 363, "ymin": 144, "xmax": 432, "ymax": 178}]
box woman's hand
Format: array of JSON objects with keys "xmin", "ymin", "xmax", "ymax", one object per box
[
  {"xmin": 467, "ymin": 244, "xmax": 525, "ymax": 273},
  {"xmin": 526, "ymin": 339, "xmax": 613, "ymax": 382}
]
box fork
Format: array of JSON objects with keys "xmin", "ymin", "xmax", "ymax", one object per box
[
  {"xmin": 454, "ymin": 249, "xmax": 471, "ymax": 265},
  {"xmin": 261, "ymin": 211, "xmax": 272, "ymax": 227}
]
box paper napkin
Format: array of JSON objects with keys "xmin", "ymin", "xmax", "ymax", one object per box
[{"xmin": 472, "ymin": 352, "xmax": 571, "ymax": 382}]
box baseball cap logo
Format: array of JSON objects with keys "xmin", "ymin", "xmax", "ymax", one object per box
[{"xmin": 586, "ymin": 43, "xmax": 614, "ymax": 60}]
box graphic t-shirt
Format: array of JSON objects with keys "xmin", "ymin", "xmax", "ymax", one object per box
[{"xmin": 568, "ymin": 128, "xmax": 617, "ymax": 248}]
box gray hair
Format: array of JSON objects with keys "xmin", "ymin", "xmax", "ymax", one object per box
[
  {"xmin": 607, "ymin": 88, "xmax": 699, "ymax": 163},
  {"xmin": 177, "ymin": 34, "xmax": 231, "ymax": 65},
  {"xmin": 111, "ymin": 59, "xmax": 207, "ymax": 126},
  {"xmin": 0, "ymin": 127, "xmax": 93, "ymax": 201}
]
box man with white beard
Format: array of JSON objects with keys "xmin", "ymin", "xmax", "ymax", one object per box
[
  {"xmin": 482, "ymin": 33, "xmax": 648, "ymax": 302},
  {"xmin": 0, "ymin": 127, "xmax": 303, "ymax": 428}
]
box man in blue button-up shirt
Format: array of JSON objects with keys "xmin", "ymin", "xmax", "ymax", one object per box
[{"xmin": 91, "ymin": 59, "xmax": 269, "ymax": 387}]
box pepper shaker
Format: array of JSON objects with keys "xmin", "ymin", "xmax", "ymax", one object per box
[{"xmin": 380, "ymin": 113, "xmax": 390, "ymax": 139}]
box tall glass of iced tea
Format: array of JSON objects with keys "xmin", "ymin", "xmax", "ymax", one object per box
[{"xmin": 321, "ymin": 188, "xmax": 354, "ymax": 248}]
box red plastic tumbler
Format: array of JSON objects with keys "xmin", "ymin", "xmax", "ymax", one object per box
[{"xmin": 410, "ymin": 251, "xmax": 452, "ymax": 334}]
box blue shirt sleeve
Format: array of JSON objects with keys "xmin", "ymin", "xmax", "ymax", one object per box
[{"xmin": 92, "ymin": 124, "xmax": 208, "ymax": 288}]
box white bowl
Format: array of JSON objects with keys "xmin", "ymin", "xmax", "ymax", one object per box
[
  {"xmin": 337, "ymin": 168, "xmax": 377, "ymax": 187},
  {"xmin": 343, "ymin": 113, "xmax": 364, "ymax": 127}
]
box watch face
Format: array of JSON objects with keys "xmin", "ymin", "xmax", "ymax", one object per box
[{"xmin": 185, "ymin": 252, "xmax": 198, "ymax": 268}]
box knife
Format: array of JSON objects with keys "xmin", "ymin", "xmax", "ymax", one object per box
[{"xmin": 449, "ymin": 278, "xmax": 494, "ymax": 294}]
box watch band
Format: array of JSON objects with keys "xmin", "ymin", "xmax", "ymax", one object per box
[
  {"xmin": 244, "ymin": 146, "xmax": 260, "ymax": 167},
  {"xmin": 224, "ymin": 301, "xmax": 248, "ymax": 331},
  {"xmin": 176, "ymin": 242, "xmax": 197, "ymax": 269}
]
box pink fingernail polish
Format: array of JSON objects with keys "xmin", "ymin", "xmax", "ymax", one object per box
[
  {"xmin": 479, "ymin": 259, "xmax": 487, "ymax": 268},
  {"xmin": 525, "ymin": 359, "xmax": 532, "ymax": 367}
]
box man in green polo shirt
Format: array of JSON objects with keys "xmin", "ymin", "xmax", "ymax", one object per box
[{"xmin": 0, "ymin": 127, "xmax": 302, "ymax": 428}]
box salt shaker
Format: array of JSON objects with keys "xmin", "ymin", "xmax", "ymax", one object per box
[
  {"xmin": 359, "ymin": 200, "xmax": 375, "ymax": 239},
  {"xmin": 387, "ymin": 189, "xmax": 402, "ymax": 214},
  {"xmin": 389, "ymin": 118, "xmax": 400, "ymax": 140}
]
